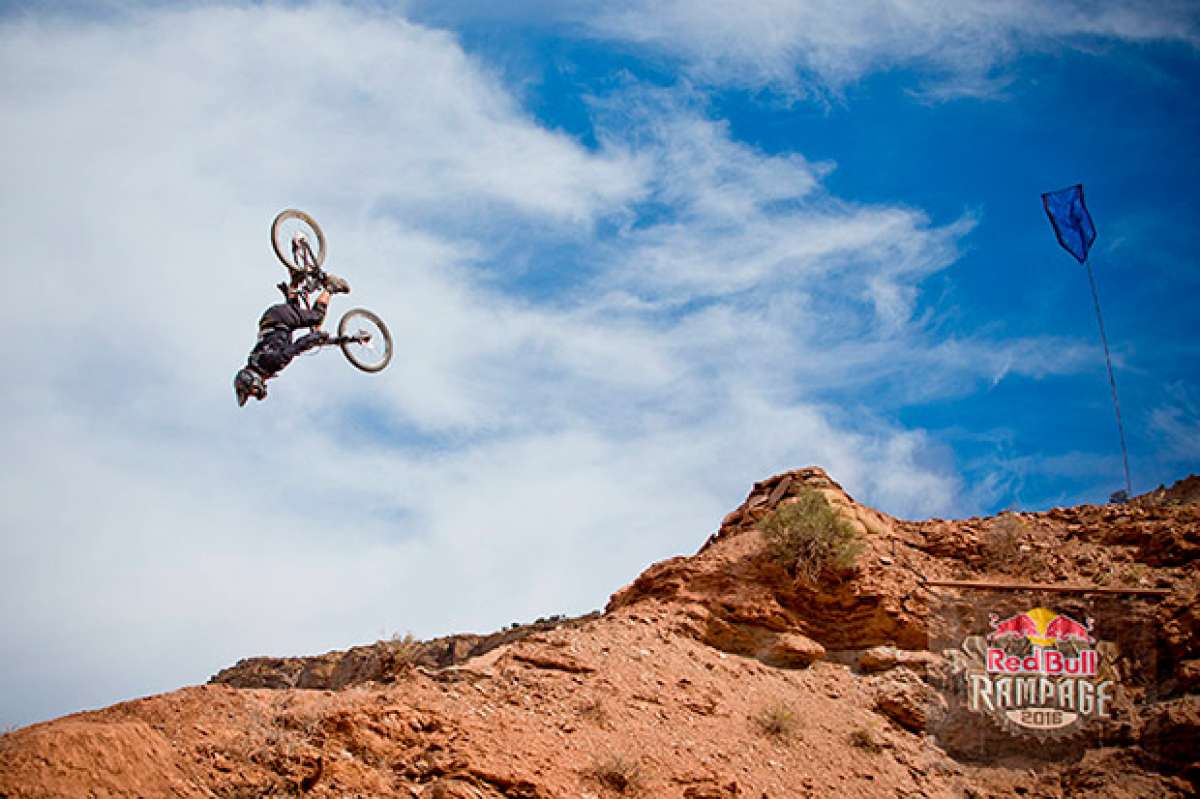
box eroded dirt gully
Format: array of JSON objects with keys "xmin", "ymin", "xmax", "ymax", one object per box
[{"xmin": 1, "ymin": 467, "xmax": 1196, "ymax": 798}]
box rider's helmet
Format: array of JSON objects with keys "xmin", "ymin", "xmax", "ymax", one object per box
[{"xmin": 233, "ymin": 367, "xmax": 267, "ymax": 407}]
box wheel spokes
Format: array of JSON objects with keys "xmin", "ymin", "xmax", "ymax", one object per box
[
  {"xmin": 347, "ymin": 325, "xmax": 385, "ymax": 368},
  {"xmin": 338, "ymin": 309, "xmax": 393, "ymax": 373},
  {"xmin": 271, "ymin": 210, "xmax": 326, "ymax": 272}
]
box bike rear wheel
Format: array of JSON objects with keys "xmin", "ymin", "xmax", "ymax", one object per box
[
  {"xmin": 271, "ymin": 209, "xmax": 327, "ymax": 273},
  {"xmin": 338, "ymin": 308, "xmax": 393, "ymax": 373}
]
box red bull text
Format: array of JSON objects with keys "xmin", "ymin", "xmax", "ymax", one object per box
[
  {"xmin": 986, "ymin": 647, "xmax": 1099, "ymax": 676},
  {"xmin": 958, "ymin": 607, "xmax": 1116, "ymax": 739}
]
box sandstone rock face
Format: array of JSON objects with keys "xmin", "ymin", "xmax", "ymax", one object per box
[
  {"xmin": 609, "ymin": 468, "xmax": 929, "ymax": 654},
  {"xmin": 757, "ymin": 631, "xmax": 826, "ymax": 667},
  {"xmin": 211, "ymin": 615, "xmax": 596, "ymax": 689},
  {"xmin": 868, "ymin": 667, "xmax": 943, "ymax": 732},
  {"xmin": 858, "ymin": 645, "xmax": 941, "ymax": 674},
  {"xmin": 1138, "ymin": 695, "xmax": 1200, "ymax": 764},
  {"xmin": 0, "ymin": 721, "xmax": 205, "ymax": 799},
  {"xmin": 1, "ymin": 466, "xmax": 1196, "ymax": 799}
]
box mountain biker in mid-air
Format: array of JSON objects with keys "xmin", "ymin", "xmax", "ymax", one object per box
[{"xmin": 233, "ymin": 232, "xmax": 351, "ymax": 406}]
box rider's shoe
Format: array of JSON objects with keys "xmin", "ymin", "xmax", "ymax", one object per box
[{"xmin": 322, "ymin": 272, "xmax": 351, "ymax": 294}]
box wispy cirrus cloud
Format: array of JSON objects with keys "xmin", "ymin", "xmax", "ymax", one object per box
[
  {"xmin": 583, "ymin": 0, "xmax": 1200, "ymax": 99},
  {"xmin": 1149, "ymin": 383, "xmax": 1200, "ymax": 465}
]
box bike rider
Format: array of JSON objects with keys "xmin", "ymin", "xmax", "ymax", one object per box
[{"xmin": 234, "ymin": 232, "xmax": 351, "ymax": 406}]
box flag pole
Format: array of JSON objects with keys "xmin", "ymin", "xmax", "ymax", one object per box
[{"xmin": 1083, "ymin": 257, "xmax": 1132, "ymax": 498}]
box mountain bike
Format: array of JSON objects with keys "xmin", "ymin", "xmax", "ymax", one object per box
[{"xmin": 270, "ymin": 209, "xmax": 393, "ymax": 373}]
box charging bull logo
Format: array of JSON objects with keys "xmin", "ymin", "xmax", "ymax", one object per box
[
  {"xmin": 960, "ymin": 607, "xmax": 1116, "ymax": 739},
  {"xmin": 990, "ymin": 609, "xmax": 1094, "ymax": 647}
]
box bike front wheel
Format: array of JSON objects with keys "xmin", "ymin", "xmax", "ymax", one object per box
[
  {"xmin": 337, "ymin": 308, "xmax": 393, "ymax": 373},
  {"xmin": 271, "ymin": 209, "xmax": 327, "ymax": 273}
]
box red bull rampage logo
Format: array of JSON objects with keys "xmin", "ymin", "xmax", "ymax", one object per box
[{"xmin": 963, "ymin": 607, "xmax": 1116, "ymax": 738}]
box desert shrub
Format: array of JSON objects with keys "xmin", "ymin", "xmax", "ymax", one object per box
[
  {"xmin": 1117, "ymin": 562, "xmax": 1151, "ymax": 586},
  {"xmin": 981, "ymin": 513, "xmax": 1024, "ymax": 564},
  {"xmin": 0, "ymin": 724, "xmax": 16, "ymax": 755},
  {"xmin": 980, "ymin": 513, "xmax": 1056, "ymax": 574},
  {"xmin": 758, "ymin": 488, "xmax": 862, "ymax": 583},
  {"xmin": 848, "ymin": 726, "xmax": 882, "ymax": 753},
  {"xmin": 387, "ymin": 632, "xmax": 423, "ymax": 666},
  {"xmin": 752, "ymin": 702, "xmax": 798, "ymax": 741},
  {"xmin": 578, "ymin": 696, "xmax": 609, "ymax": 725},
  {"xmin": 585, "ymin": 753, "xmax": 644, "ymax": 795}
]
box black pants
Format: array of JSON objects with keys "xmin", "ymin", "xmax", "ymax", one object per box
[{"xmin": 249, "ymin": 328, "xmax": 324, "ymax": 378}]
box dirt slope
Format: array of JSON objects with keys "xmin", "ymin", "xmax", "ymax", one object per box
[{"xmin": 1, "ymin": 467, "xmax": 1196, "ymax": 798}]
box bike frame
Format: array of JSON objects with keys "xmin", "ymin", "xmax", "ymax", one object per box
[
  {"xmin": 289, "ymin": 239, "xmax": 324, "ymax": 312},
  {"xmin": 277, "ymin": 245, "xmax": 373, "ymax": 350},
  {"xmin": 268, "ymin": 209, "xmax": 394, "ymax": 374}
]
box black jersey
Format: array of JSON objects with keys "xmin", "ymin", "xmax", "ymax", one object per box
[{"xmin": 246, "ymin": 299, "xmax": 328, "ymax": 378}]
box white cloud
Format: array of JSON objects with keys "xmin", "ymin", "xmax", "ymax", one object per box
[
  {"xmin": 585, "ymin": 0, "xmax": 1200, "ymax": 98},
  {"xmin": 0, "ymin": 3, "xmax": 1096, "ymax": 729},
  {"xmin": 1149, "ymin": 383, "xmax": 1200, "ymax": 464},
  {"xmin": 581, "ymin": 88, "xmax": 967, "ymax": 320}
]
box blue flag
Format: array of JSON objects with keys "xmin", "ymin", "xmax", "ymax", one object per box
[{"xmin": 1042, "ymin": 183, "xmax": 1096, "ymax": 264}]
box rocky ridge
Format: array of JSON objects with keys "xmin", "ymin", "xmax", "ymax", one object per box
[{"xmin": 1, "ymin": 467, "xmax": 1196, "ymax": 798}]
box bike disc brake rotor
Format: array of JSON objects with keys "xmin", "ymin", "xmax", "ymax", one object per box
[{"xmin": 345, "ymin": 325, "xmax": 386, "ymax": 369}]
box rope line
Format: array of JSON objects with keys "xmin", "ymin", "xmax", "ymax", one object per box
[{"xmin": 1084, "ymin": 259, "xmax": 1132, "ymax": 497}]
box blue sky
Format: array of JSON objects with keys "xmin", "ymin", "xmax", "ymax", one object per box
[
  {"xmin": 0, "ymin": 1, "xmax": 1197, "ymax": 728},
  {"xmin": 425, "ymin": 7, "xmax": 1200, "ymax": 510}
]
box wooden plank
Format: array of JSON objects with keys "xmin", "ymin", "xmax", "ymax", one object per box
[
  {"xmin": 767, "ymin": 477, "xmax": 792, "ymax": 507},
  {"xmin": 920, "ymin": 578, "xmax": 1171, "ymax": 596}
]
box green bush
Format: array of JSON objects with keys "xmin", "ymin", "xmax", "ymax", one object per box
[{"xmin": 758, "ymin": 488, "xmax": 862, "ymax": 583}]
